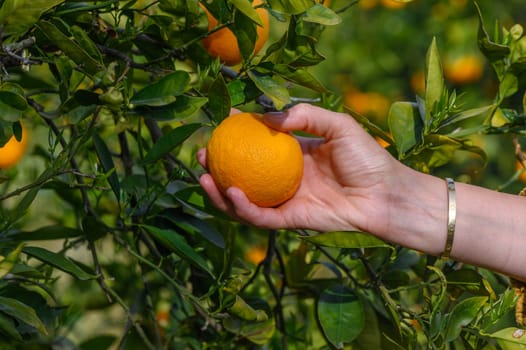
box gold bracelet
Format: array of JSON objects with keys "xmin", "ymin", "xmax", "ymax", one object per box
[{"xmin": 442, "ymin": 177, "xmax": 456, "ymax": 259}]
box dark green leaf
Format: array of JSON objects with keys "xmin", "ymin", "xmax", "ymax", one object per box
[
  {"xmin": 37, "ymin": 21, "xmax": 102, "ymax": 75},
  {"xmin": 301, "ymin": 231, "xmax": 392, "ymax": 250},
  {"xmin": 140, "ymin": 123, "xmax": 202, "ymax": 164},
  {"xmin": 0, "ymin": 86, "xmax": 28, "ymax": 111},
  {"xmin": 0, "ymin": 0, "xmax": 64, "ymax": 40},
  {"xmin": 6, "ymin": 225, "xmax": 84, "ymax": 241},
  {"xmin": 93, "ymin": 132, "xmax": 120, "ymax": 202},
  {"xmin": 70, "ymin": 25, "xmax": 103, "ymax": 63},
  {"xmin": 160, "ymin": 211, "xmax": 225, "ymax": 248},
  {"xmin": 208, "ymin": 74, "xmax": 231, "ymax": 123},
  {"xmin": 318, "ymin": 285, "xmax": 365, "ymax": 348},
  {"xmin": 143, "ymin": 225, "xmax": 215, "ymax": 278},
  {"xmin": 227, "ymin": 78, "xmax": 261, "ymax": 106},
  {"xmin": 79, "ymin": 335, "xmax": 117, "ymax": 350},
  {"xmin": 444, "ymin": 296, "xmax": 488, "ymax": 342},
  {"xmin": 0, "ymin": 296, "xmax": 47, "ymax": 335},
  {"xmin": 0, "ymin": 312, "xmax": 21, "ymax": 341},
  {"xmin": 130, "ymin": 71, "xmax": 191, "ymax": 106},
  {"xmin": 23, "ymin": 246, "xmax": 97, "ymax": 280},
  {"xmin": 138, "ymin": 95, "xmax": 207, "ymax": 121},
  {"xmin": 174, "ymin": 186, "xmax": 232, "ymax": 220},
  {"xmin": 232, "ymin": 9, "xmax": 258, "ymax": 61}
]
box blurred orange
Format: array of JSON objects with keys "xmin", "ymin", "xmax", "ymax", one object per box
[
  {"xmin": 380, "ymin": 0, "xmax": 407, "ymax": 10},
  {"xmin": 245, "ymin": 246, "xmax": 267, "ymax": 265},
  {"xmin": 410, "ymin": 70, "xmax": 426, "ymax": 94},
  {"xmin": 344, "ymin": 91, "xmax": 391, "ymax": 120},
  {"xmin": 516, "ymin": 161, "xmax": 526, "ymax": 183},
  {"xmin": 444, "ymin": 54, "xmax": 485, "ymax": 85}
]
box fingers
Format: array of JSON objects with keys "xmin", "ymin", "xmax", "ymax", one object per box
[
  {"xmin": 199, "ymin": 174, "xmax": 286, "ymax": 229},
  {"xmin": 199, "ymin": 174, "xmax": 234, "ymax": 214},
  {"xmin": 263, "ymin": 103, "xmax": 358, "ymax": 139},
  {"xmin": 197, "ymin": 148, "xmax": 207, "ymax": 168}
]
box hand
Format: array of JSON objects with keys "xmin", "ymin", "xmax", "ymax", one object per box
[{"xmin": 198, "ymin": 103, "xmax": 407, "ymax": 233}]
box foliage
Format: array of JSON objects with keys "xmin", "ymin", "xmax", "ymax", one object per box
[{"xmin": 0, "ymin": 0, "xmax": 525, "ymax": 349}]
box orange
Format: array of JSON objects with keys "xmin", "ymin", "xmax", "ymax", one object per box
[
  {"xmin": 444, "ymin": 54, "xmax": 485, "ymax": 85},
  {"xmin": 516, "ymin": 161, "xmax": 526, "ymax": 183},
  {"xmin": 0, "ymin": 124, "xmax": 28, "ymax": 169},
  {"xmin": 201, "ymin": 0, "xmax": 269, "ymax": 66},
  {"xmin": 344, "ymin": 91, "xmax": 391, "ymax": 120},
  {"xmin": 380, "ymin": 0, "xmax": 407, "ymax": 9},
  {"xmin": 245, "ymin": 245, "xmax": 267, "ymax": 264},
  {"xmin": 206, "ymin": 112, "xmax": 303, "ymax": 207}
]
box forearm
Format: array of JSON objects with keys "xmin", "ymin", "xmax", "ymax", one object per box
[{"xmin": 379, "ymin": 166, "xmax": 526, "ymax": 280}]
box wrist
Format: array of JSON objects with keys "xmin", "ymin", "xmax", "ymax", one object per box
[{"xmin": 372, "ymin": 165, "xmax": 448, "ymax": 255}]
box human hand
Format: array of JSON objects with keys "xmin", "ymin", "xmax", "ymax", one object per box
[{"xmin": 198, "ymin": 103, "xmax": 405, "ymax": 232}]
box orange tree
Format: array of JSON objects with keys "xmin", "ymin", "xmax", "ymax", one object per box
[{"xmin": 1, "ymin": 0, "xmax": 526, "ymax": 349}]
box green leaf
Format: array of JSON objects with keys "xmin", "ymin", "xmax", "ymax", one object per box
[
  {"xmin": 227, "ymin": 78, "xmax": 261, "ymax": 106},
  {"xmin": 223, "ymin": 315, "xmax": 275, "ymax": 345},
  {"xmin": 130, "ymin": 71, "xmax": 191, "ymax": 106},
  {"xmin": 37, "ymin": 21, "xmax": 102, "ymax": 75},
  {"xmin": 317, "ymin": 284, "xmax": 365, "ymax": 348},
  {"xmin": 302, "ymin": 4, "xmax": 341, "ymax": 26},
  {"xmin": 484, "ymin": 328, "xmax": 526, "ymax": 348},
  {"xmin": 174, "ymin": 186, "xmax": 232, "ymax": 220},
  {"xmin": 0, "ymin": 83, "xmax": 28, "ymax": 111},
  {"xmin": 267, "ymin": 0, "xmax": 313, "ymax": 14},
  {"xmin": 0, "ymin": 0, "xmax": 64, "ymax": 40},
  {"xmin": 142, "ymin": 225, "xmax": 215, "ymax": 278},
  {"xmin": 444, "ymin": 296, "xmax": 488, "ymax": 342},
  {"xmin": 208, "ymin": 74, "xmax": 231, "ymax": 123},
  {"xmin": 141, "ymin": 123, "xmax": 202, "ymax": 164},
  {"xmin": 79, "ymin": 335, "xmax": 117, "ymax": 350},
  {"xmin": 159, "ymin": 211, "xmax": 225, "ymax": 248},
  {"xmin": 301, "ymin": 231, "xmax": 392, "ymax": 250},
  {"xmin": 0, "ymin": 243, "xmax": 25, "ymax": 278},
  {"xmin": 271, "ymin": 64, "xmax": 328, "ymax": 92},
  {"xmin": 475, "ymin": 2, "xmax": 511, "ymax": 62},
  {"xmin": 93, "ymin": 132, "xmax": 120, "ymax": 202},
  {"xmin": 6, "ymin": 225, "xmax": 84, "ymax": 241},
  {"xmin": 138, "ymin": 95, "xmax": 207, "ymax": 121},
  {"xmin": 388, "ymin": 101, "xmax": 423, "ymax": 156},
  {"xmin": 0, "ymin": 312, "xmax": 22, "ymax": 341},
  {"xmin": 248, "ymin": 70, "xmax": 290, "ymax": 110},
  {"xmin": 0, "ymin": 296, "xmax": 47, "ymax": 335},
  {"xmin": 229, "ymin": 0, "xmax": 263, "ymax": 25},
  {"xmin": 229, "ymin": 295, "xmax": 268, "ymax": 321},
  {"xmin": 425, "ymin": 37, "xmax": 445, "ymax": 128},
  {"xmin": 70, "ymin": 25, "xmax": 103, "ymax": 64},
  {"xmin": 23, "ymin": 246, "xmax": 97, "ymax": 280}
]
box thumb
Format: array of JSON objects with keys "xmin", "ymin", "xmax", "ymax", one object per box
[{"xmin": 262, "ymin": 103, "xmax": 359, "ymax": 139}]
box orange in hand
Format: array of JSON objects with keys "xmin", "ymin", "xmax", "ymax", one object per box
[
  {"xmin": 206, "ymin": 112, "xmax": 303, "ymax": 207},
  {"xmin": 201, "ymin": 0, "xmax": 269, "ymax": 66},
  {"xmin": 0, "ymin": 124, "xmax": 28, "ymax": 169}
]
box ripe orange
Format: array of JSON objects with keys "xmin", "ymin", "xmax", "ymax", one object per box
[
  {"xmin": 201, "ymin": 0, "xmax": 269, "ymax": 66},
  {"xmin": 0, "ymin": 124, "xmax": 28, "ymax": 169},
  {"xmin": 444, "ymin": 54, "xmax": 485, "ymax": 85},
  {"xmin": 206, "ymin": 112, "xmax": 303, "ymax": 207}
]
